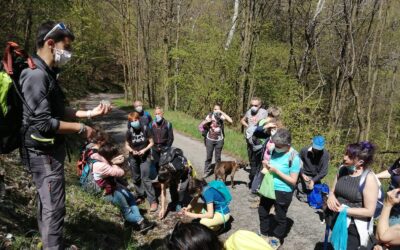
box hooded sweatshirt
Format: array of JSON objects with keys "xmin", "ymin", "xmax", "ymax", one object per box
[{"xmin": 90, "ymin": 153, "xmax": 125, "ymax": 195}]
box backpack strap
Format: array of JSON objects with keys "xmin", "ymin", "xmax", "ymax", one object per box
[
  {"xmin": 288, "ymin": 148, "xmax": 297, "ymax": 168},
  {"xmin": 2, "ymin": 42, "xmax": 35, "ymax": 75}
]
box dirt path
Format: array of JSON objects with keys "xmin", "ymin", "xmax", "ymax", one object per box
[{"xmin": 77, "ymin": 93, "xmax": 326, "ymax": 250}]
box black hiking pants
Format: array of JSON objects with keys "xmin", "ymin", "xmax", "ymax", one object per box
[
  {"xmin": 204, "ymin": 138, "xmax": 224, "ymax": 176},
  {"xmin": 259, "ymin": 190, "xmax": 293, "ymax": 239},
  {"xmin": 248, "ymin": 146, "xmax": 263, "ymax": 189},
  {"xmin": 22, "ymin": 145, "xmax": 66, "ymax": 250},
  {"xmin": 128, "ymin": 154, "xmax": 156, "ymax": 204}
]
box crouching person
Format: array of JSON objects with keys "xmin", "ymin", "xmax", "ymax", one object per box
[
  {"xmin": 91, "ymin": 143, "xmax": 155, "ymax": 232},
  {"xmin": 181, "ymin": 178, "xmax": 231, "ymax": 231},
  {"xmin": 297, "ymin": 135, "xmax": 329, "ymax": 202},
  {"xmin": 158, "ymin": 150, "xmax": 195, "ymax": 219}
]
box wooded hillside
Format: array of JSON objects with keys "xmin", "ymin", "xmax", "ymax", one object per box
[{"xmin": 1, "ymin": 0, "xmax": 399, "ymax": 167}]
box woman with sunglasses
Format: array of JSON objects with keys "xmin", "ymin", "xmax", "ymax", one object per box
[
  {"xmin": 377, "ymin": 157, "xmax": 400, "ymax": 226},
  {"xmin": 259, "ymin": 128, "xmax": 301, "ymax": 248}
]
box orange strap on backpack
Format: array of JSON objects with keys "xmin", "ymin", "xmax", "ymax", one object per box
[{"xmin": 2, "ymin": 41, "xmax": 36, "ymax": 75}]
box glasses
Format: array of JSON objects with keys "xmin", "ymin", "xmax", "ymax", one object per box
[
  {"xmin": 43, "ymin": 23, "xmax": 68, "ymax": 41},
  {"xmin": 275, "ymin": 144, "xmax": 289, "ymax": 149}
]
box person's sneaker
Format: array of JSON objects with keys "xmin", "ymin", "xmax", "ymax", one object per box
[
  {"xmin": 203, "ymin": 172, "xmax": 213, "ymax": 179},
  {"xmin": 248, "ymin": 194, "xmax": 260, "ymax": 202},
  {"xmin": 268, "ymin": 236, "xmax": 281, "ymax": 249},
  {"xmin": 138, "ymin": 219, "xmax": 156, "ymax": 233},
  {"xmin": 149, "ymin": 202, "xmax": 158, "ymax": 212}
]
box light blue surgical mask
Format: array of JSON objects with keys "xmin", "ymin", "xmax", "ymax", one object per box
[
  {"xmin": 155, "ymin": 115, "xmax": 163, "ymax": 123},
  {"xmin": 274, "ymin": 147, "xmax": 287, "ymax": 153},
  {"xmin": 130, "ymin": 121, "xmax": 140, "ymax": 129}
]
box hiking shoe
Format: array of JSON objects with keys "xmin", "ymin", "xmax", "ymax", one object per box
[
  {"xmin": 149, "ymin": 202, "xmax": 158, "ymax": 212},
  {"xmin": 268, "ymin": 236, "xmax": 281, "ymax": 249},
  {"xmin": 138, "ymin": 219, "xmax": 156, "ymax": 233},
  {"xmin": 248, "ymin": 194, "xmax": 260, "ymax": 202}
]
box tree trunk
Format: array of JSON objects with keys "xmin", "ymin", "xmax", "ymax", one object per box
[
  {"xmin": 225, "ymin": 0, "xmax": 239, "ymax": 50},
  {"xmin": 365, "ymin": 0, "xmax": 385, "ymax": 140}
]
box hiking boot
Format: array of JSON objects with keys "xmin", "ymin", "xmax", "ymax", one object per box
[
  {"xmin": 138, "ymin": 219, "xmax": 156, "ymax": 233},
  {"xmin": 268, "ymin": 236, "xmax": 281, "ymax": 249},
  {"xmin": 149, "ymin": 202, "xmax": 158, "ymax": 212}
]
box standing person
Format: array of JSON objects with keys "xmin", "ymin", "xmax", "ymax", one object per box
[
  {"xmin": 19, "ymin": 21, "xmax": 111, "ymax": 249},
  {"xmin": 296, "ymin": 135, "xmax": 330, "ymax": 201},
  {"xmin": 258, "ymin": 129, "xmax": 301, "ymax": 248},
  {"xmin": 125, "ymin": 112, "xmax": 157, "ymax": 212},
  {"xmin": 376, "ymin": 157, "xmax": 400, "ymax": 227},
  {"xmin": 150, "ymin": 106, "xmax": 174, "ymax": 171},
  {"xmin": 133, "ymin": 100, "xmax": 152, "ymax": 127},
  {"xmin": 240, "ymin": 97, "xmax": 268, "ymax": 187},
  {"xmin": 200, "ymin": 104, "xmax": 233, "ymax": 178},
  {"xmin": 327, "ymin": 142, "xmax": 380, "ymax": 249}
]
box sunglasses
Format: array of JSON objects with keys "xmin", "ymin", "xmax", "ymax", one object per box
[
  {"xmin": 43, "ymin": 23, "xmax": 68, "ymax": 41},
  {"xmin": 275, "ymin": 144, "xmax": 289, "ymax": 149}
]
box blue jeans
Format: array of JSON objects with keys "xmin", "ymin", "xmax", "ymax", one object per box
[{"xmin": 104, "ymin": 187, "xmax": 143, "ymax": 224}]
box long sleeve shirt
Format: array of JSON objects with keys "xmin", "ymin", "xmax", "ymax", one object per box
[{"xmin": 300, "ymin": 147, "xmax": 330, "ymax": 183}]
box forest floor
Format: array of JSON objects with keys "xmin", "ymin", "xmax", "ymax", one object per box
[{"xmin": 0, "ymin": 93, "xmax": 327, "ymax": 250}]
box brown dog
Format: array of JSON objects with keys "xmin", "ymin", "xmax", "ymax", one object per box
[{"xmin": 214, "ymin": 161, "xmax": 247, "ymax": 188}]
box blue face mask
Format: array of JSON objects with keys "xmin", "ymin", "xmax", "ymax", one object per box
[
  {"xmin": 155, "ymin": 115, "xmax": 163, "ymax": 123},
  {"xmin": 130, "ymin": 121, "xmax": 140, "ymax": 129}
]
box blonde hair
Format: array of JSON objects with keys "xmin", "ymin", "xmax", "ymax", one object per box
[{"xmin": 267, "ymin": 106, "xmax": 281, "ymax": 118}]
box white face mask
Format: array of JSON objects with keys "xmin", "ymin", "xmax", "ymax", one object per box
[
  {"xmin": 135, "ymin": 106, "xmax": 143, "ymax": 113},
  {"xmin": 270, "ymin": 129, "xmax": 277, "ymax": 136},
  {"xmin": 54, "ymin": 48, "xmax": 72, "ymax": 66}
]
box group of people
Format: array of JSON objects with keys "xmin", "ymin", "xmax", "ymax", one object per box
[{"xmin": 12, "ymin": 20, "xmax": 400, "ymax": 250}]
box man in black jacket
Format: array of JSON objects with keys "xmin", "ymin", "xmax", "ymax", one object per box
[
  {"xmin": 20, "ymin": 21, "xmax": 110, "ymax": 249},
  {"xmin": 150, "ymin": 106, "xmax": 174, "ymax": 171},
  {"xmin": 297, "ymin": 135, "xmax": 330, "ymax": 202}
]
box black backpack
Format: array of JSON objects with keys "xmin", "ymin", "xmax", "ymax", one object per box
[
  {"xmin": 0, "ymin": 42, "xmax": 36, "ymax": 154},
  {"xmin": 159, "ymin": 147, "xmax": 184, "ymax": 167}
]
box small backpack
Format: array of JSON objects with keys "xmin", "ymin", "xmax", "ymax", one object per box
[
  {"xmin": 159, "ymin": 147, "xmax": 184, "ymax": 167},
  {"xmin": 205, "ymin": 180, "xmax": 232, "ymax": 207},
  {"xmin": 76, "ymin": 143, "xmax": 96, "ymax": 175},
  {"xmin": 79, "ymin": 158, "xmax": 102, "ymax": 195},
  {"xmin": 359, "ymin": 169, "xmax": 384, "ymax": 219},
  {"xmin": 0, "ymin": 42, "xmax": 36, "ymax": 154},
  {"xmin": 307, "ymin": 183, "xmax": 329, "ymax": 209}
]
